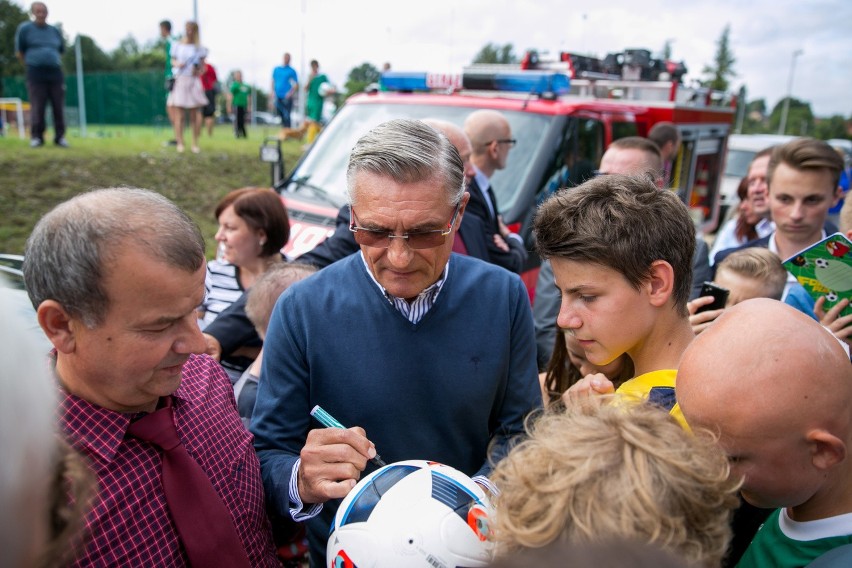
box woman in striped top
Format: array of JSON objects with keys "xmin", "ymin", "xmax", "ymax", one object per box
[{"xmin": 200, "ymin": 187, "xmax": 290, "ymax": 378}]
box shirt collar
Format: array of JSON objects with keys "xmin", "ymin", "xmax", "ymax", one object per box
[
  {"xmin": 359, "ymin": 251, "xmax": 450, "ymax": 322},
  {"xmin": 52, "ymin": 350, "xmax": 193, "ymax": 465},
  {"xmin": 768, "ymin": 229, "xmax": 827, "ymax": 259},
  {"xmin": 472, "ymin": 165, "xmax": 490, "ymax": 191}
]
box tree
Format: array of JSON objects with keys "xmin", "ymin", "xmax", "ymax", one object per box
[
  {"xmin": 472, "ymin": 43, "xmax": 518, "ymax": 64},
  {"xmin": 813, "ymin": 115, "xmax": 851, "ymax": 141},
  {"xmin": 62, "ymin": 34, "xmax": 112, "ymax": 72},
  {"xmin": 0, "ymin": 0, "xmax": 30, "ymax": 95},
  {"xmin": 747, "ymin": 98, "xmax": 766, "ymax": 116},
  {"xmin": 769, "ymin": 97, "xmax": 814, "ymax": 136},
  {"xmin": 344, "ymin": 62, "xmax": 380, "ymax": 98},
  {"xmin": 701, "ymin": 24, "xmax": 736, "ymax": 91},
  {"xmin": 661, "ymin": 39, "xmax": 673, "ymax": 61},
  {"xmin": 110, "ymin": 35, "xmax": 166, "ymax": 71}
]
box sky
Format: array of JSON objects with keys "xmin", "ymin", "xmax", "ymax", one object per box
[{"xmin": 18, "ymin": 0, "xmax": 852, "ymax": 117}]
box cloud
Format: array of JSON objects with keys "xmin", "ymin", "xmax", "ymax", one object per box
[{"xmin": 25, "ymin": 0, "xmax": 852, "ymax": 116}]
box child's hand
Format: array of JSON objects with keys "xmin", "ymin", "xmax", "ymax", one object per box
[
  {"xmin": 562, "ymin": 373, "xmax": 615, "ymax": 407},
  {"xmin": 815, "ymin": 296, "xmax": 852, "ymax": 347},
  {"xmin": 687, "ymin": 296, "xmax": 724, "ymax": 335}
]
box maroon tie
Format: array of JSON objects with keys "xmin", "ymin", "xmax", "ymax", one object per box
[{"xmin": 127, "ymin": 397, "xmax": 251, "ymax": 568}]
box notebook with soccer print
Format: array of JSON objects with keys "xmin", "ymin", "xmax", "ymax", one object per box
[{"xmin": 783, "ymin": 232, "xmax": 852, "ymax": 318}]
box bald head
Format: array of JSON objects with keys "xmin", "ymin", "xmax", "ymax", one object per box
[
  {"xmin": 464, "ymin": 109, "xmax": 514, "ymax": 178},
  {"xmin": 677, "ymin": 298, "xmax": 852, "ymax": 513},
  {"xmin": 599, "ymin": 137, "xmax": 663, "ymax": 182},
  {"xmin": 423, "ymin": 119, "xmax": 475, "ymax": 182},
  {"xmin": 464, "ymin": 110, "xmax": 510, "ymax": 150},
  {"xmin": 680, "ymin": 298, "xmax": 850, "ymax": 424}
]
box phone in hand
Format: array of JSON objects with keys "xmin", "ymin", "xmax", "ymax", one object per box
[{"xmin": 696, "ymin": 281, "xmax": 729, "ymax": 313}]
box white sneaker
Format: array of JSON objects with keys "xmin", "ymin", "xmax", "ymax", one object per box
[{"xmin": 30, "ymin": 138, "xmax": 44, "ymax": 148}]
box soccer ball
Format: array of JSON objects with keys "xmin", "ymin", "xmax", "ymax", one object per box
[
  {"xmin": 327, "ymin": 460, "xmax": 494, "ymax": 568},
  {"xmin": 319, "ymin": 82, "xmax": 336, "ymax": 98}
]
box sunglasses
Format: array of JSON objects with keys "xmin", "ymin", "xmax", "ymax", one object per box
[{"xmin": 349, "ymin": 203, "xmax": 462, "ymax": 249}]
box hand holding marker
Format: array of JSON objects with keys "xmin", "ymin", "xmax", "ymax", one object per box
[{"xmin": 310, "ymin": 405, "xmax": 387, "ymax": 467}]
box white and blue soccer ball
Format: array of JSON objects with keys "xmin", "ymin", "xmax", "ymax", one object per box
[{"xmin": 327, "ymin": 460, "xmax": 494, "ymax": 568}]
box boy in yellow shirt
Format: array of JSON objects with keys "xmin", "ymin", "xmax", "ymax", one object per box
[{"xmin": 533, "ymin": 173, "xmax": 696, "ymax": 426}]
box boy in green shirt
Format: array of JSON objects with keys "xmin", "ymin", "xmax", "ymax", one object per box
[{"xmin": 227, "ymin": 70, "xmax": 251, "ymax": 139}]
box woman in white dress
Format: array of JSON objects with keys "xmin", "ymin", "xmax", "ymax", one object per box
[{"xmin": 166, "ymin": 21, "xmax": 208, "ymax": 153}]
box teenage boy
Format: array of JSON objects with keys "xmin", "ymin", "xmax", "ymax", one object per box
[
  {"xmin": 534, "ymin": 173, "xmax": 696, "ymax": 426},
  {"xmin": 714, "ymin": 138, "xmax": 843, "ymax": 266},
  {"xmin": 532, "ymin": 136, "xmax": 711, "ymax": 369},
  {"xmin": 714, "ymin": 138, "xmax": 843, "ymax": 320}
]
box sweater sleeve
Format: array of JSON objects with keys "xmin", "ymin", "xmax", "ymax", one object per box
[
  {"xmin": 477, "ymin": 275, "xmax": 541, "ymax": 478},
  {"xmin": 251, "ymin": 286, "xmax": 313, "ymax": 517}
]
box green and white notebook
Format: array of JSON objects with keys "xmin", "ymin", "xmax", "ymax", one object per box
[{"xmin": 783, "ymin": 232, "xmax": 852, "ymax": 318}]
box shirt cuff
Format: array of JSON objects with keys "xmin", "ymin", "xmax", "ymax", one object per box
[
  {"xmin": 472, "ymin": 475, "xmax": 500, "ymax": 497},
  {"xmin": 288, "ymin": 458, "xmax": 323, "ymax": 521}
]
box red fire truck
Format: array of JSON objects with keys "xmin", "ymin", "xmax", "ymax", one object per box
[{"xmin": 278, "ymin": 61, "xmax": 735, "ymax": 297}]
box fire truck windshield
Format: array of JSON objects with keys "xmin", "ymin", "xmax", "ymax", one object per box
[{"xmin": 281, "ymin": 101, "xmax": 557, "ymax": 215}]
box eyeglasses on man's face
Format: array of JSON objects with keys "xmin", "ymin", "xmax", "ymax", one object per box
[
  {"xmin": 349, "ymin": 202, "xmax": 462, "ymax": 249},
  {"xmin": 485, "ymin": 139, "xmax": 517, "ymax": 148}
]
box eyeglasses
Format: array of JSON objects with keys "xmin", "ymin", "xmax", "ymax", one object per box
[
  {"xmin": 349, "ymin": 203, "xmax": 462, "ymax": 249},
  {"xmin": 486, "ymin": 139, "xmax": 517, "ymax": 147}
]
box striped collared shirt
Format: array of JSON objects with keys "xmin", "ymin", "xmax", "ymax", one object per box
[{"xmin": 360, "ymin": 251, "xmax": 449, "ymax": 324}]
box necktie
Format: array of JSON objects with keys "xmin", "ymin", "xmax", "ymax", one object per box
[
  {"xmin": 484, "ymin": 184, "xmax": 498, "ymax": 222},
  {"xmin": 127, "ymin": 397, "xmax": 251, "ymax": 568}
]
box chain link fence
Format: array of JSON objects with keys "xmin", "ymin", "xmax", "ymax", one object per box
[{"xmin": 2, "ymin": 69, "xmax": 171, "ymax": 128}]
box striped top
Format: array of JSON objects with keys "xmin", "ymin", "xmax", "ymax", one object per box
[{"xmin": 200, "ymin": 260, "xmax": 244, "ymax": 328}]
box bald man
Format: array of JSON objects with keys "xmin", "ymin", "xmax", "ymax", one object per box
[
  {"xmin": 464, "ymin": 109, "xmax": 528, "ymax": 273},
  {"xmin": 598, "ymin": 136, "xmax": 664, "ymax": 182},
  {"xmin": 677, "ymin": 298, "xmax": 852, "ymax": 567}
]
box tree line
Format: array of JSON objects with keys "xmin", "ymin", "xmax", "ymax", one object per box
[{"xmin": 1, "ymin": 1, "xmax": 847, "ymax": 139}]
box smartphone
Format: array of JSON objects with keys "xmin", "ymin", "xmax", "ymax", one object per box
[{"xmin": 696, "ymin": 281, "xmax": 729, "ymax": 313}]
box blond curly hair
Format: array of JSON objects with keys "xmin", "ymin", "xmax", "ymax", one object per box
[{"xmin": 490, "ymin": 400, "xmax": 740, "ymax": 567}]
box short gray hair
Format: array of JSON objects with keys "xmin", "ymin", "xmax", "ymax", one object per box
[
  {"xmin": 346, "ymin": 118, "xmax": 465, "ymax": 207},
  {"xmin": 23, "ymin": 188, "xmax": 205, "ymax": 327}
]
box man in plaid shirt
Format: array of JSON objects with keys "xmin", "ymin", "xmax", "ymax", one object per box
[{"xmin": 23, "ymin": 188, "xmax": 280, "ymax": 566}]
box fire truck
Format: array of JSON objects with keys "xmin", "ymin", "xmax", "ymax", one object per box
[{"xmin": 277, "ymin": 54, "xmax": 736, "ymax": 297}]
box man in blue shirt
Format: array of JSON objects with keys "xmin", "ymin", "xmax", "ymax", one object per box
[
  {"xmin": 252, "ymin": 118, "xmax": 540, "ymax": 566},
  {"xmin": 270, "ymin": 52, "xmax": 298, "ymax": 128},
  {"xmin": 15, "ymin": 2, "xmax": 66, "ymax": 148}
]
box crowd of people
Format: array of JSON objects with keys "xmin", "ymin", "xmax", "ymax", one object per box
[
  {"xmin": 158, "ymin": 21, "xmax": 340, "ymax": 152},
  {"xmin": 7, "ymin": 102, "xmax": 852, "ymax": 568},
  {"xmin": 12, "ymin": 2, "xmax": 336, "ymax": 153}
]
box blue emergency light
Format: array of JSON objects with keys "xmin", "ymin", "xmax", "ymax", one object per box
[
  {"xmin": 462, "ymin": 70, "xmax": 570, "ymax": 96},
  {"xmin": 380, "ymin": 72, "xmax": 432, "ymax": 92},
  {"xmin": 380, "ymin": 70, "xmax": 570, "ymax": 97}
]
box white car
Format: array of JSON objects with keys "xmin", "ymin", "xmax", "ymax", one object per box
[
  {"xmin": 0, "ymin": 254, "xmax": 51, "ymax": 353},
  {"xmin": 719, "ymin": 133, "xmax": 799, "ymax": 225}
]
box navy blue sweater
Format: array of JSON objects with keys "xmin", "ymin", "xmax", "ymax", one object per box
[{"xmin": 252, "ymin": 252, "xmax": 540, "ymax": 564}]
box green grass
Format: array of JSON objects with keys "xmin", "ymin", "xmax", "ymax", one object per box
[{"xmin": 0, "ymin": 124, "xmax": 305, "ymax": 257}]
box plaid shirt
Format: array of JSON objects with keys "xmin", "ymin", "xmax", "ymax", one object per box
[{"xmin": 59, "ymin": 353, "xmax": 280, "ymax": 567}]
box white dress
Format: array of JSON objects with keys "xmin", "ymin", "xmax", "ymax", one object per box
[{"xmin": 166, "ymin": 43, "xmax": 208, "ymax": 108}]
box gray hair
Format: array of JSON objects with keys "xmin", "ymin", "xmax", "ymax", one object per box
[
  {"xmin": 23, "ymin": 187, "xmax": 205, "ymax": 327},
  {"xmin": 346, "ymin": 118, "xmax": 465, "ymax": 207}
]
